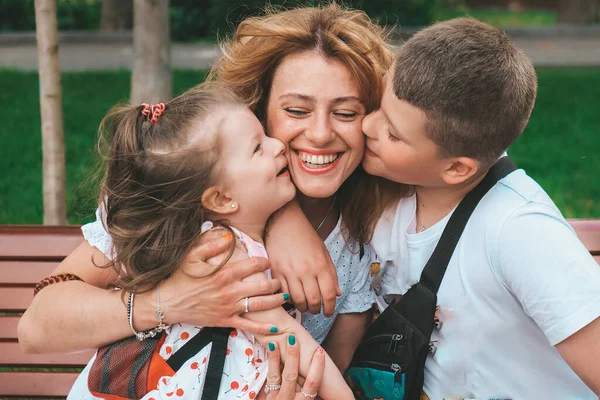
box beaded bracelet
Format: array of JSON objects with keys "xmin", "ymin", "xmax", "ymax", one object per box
[
  {"xmin": 33, "ymin": 273, "xmax": 83, "ymax": 296},
  {"xmin": 126, "ymin": 284, "xmax": 169, "ymax": 341}
]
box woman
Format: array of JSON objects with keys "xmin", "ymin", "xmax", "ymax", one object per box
[{"xmin": 18, "ymin": 3, "xmax": 402, "ymax": 373}]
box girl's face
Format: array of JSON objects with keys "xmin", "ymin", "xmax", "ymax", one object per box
[
  {"xmin": 265, "ymin": 51, "xmax": 366, "ymax": 199},
  {"xmin": 219, "ymin": 106, "xmax": 296, "ymax": 222}
]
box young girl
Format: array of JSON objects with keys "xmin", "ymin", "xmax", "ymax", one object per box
[{"xmin": 68, "ymin": 83, "xmax": 353, "ymax": 400}]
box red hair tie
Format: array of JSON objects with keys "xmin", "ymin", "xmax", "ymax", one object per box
[{"xmin": 140, "ymin": 102, "xmax": 166, "ymax": 124}]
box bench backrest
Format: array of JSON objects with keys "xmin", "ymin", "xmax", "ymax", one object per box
[{"xmin": 1, "ymin": 220, "xmax": 599, "ymax": 398}]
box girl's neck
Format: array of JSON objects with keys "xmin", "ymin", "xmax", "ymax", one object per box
[{"xmin": 210, "ymin": 212, "xmax": 268, "ymax": 245}]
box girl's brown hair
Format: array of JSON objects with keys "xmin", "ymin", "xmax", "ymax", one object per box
[
  {"xmin": 208, "ymin": 3, "xmax": 408, "ymax": 244},
  {"xmin": 98, "ymin": 83, "xmax": 243, "ymax": 293}
]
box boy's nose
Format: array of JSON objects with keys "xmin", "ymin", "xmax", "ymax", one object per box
[{"xmin": 362, "ymin": 110, "xmax": 378, "ymax": 139}]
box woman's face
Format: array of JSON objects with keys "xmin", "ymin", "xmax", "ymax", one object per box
[{"xmin": 265, "ymin": 51, "xmax": 366, "ymax": 199}]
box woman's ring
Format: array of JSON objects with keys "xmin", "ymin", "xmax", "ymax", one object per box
[
  {"xmin": 244, "ymin": 297, "xmax": 249, "ymax": 313},
  {"xmin": 264, "ymin": 384, "xmax": 281, "ymax": 393},
  {"xmin": 300, "ymin": 390, "xmax": 317, "ymax": 398}
]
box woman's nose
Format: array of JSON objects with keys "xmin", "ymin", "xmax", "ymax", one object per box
[{"xmin": 304, "ymin": 115, "xmax": 336, "ymax": 147}]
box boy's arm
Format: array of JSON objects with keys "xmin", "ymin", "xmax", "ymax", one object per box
[
  {"xmin": 555, "ymin": 317, "xmax": 600, "ymax": 395},
  {"xmin": 494, "ymin": 203, "xmax": 600, "ymax": 395},
  {"xmin": 265, "ymin": 199, "xmax": 341, "ymax": 316},
  {"xmin": 321, "ymin": 310, "xmax": 373, "ymax": 371}
]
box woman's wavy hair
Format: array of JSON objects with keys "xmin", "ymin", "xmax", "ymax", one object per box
[
  {"xmin": 97, "ymin": 83, "xmax": 243, "ymax": 293},
  {"xmin": 208, "ymin": 3, "xmax": 408, "ymax": 244}
]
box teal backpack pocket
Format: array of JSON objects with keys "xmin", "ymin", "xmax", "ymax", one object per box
[{"xmin": 345, "ymin": 361, "xmax": 406, "ymax": 400}]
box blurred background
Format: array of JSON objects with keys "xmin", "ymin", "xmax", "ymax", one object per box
[{"xmin": 0, "ymin": 0, "xmax": 598, "ymax": 225}]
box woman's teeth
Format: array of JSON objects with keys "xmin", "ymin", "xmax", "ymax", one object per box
[{"xmin": 298, "ymin": 152, "xmax": 339, "ymax": 168}]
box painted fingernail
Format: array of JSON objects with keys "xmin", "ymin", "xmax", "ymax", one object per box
[
  {"xmin": 222, "ymin": 233, "xmax": 233, "ymax": 241},
  {"xmin": 282, "ymin": 293, "xmax": 290, "ymax": 301},
  {"xmin": 268, "ymin": 342, "xmax": 276, "ymax": 352},
  {"xmin": 317, "ymin": 347, "xmax": 324, "ymax": 354},
  {"xmin": 269, "ymin": 326, "xmax": 278, "ymax": 333},
  {"xmin": 288, "ymin": 335, "xmax": 296, "ymax": 346}
]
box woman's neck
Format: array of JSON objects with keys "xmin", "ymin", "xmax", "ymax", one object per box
[{"xmin": 297, "ymin": 193, "xmax": 339, "ymax": 240}]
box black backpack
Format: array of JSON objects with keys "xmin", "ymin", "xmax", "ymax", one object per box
[{"xmin": 344, "ymin": 157, "xmax": 516, "ymax": 400}]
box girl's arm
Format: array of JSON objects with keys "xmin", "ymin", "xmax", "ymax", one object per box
[
  {"xmin": 18, "ymin": 236, "xmax": 282, "ymax": 354},
  {"xmin": 321, "ymin": 310, "xmax": 373, "ymax": 372},
  {"xmin": 265, "ymin": 199, "xmax": 341, "ymax": 316}
]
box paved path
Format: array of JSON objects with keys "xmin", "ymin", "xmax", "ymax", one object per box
[{"xmin": 1, "ymin": 37, "xmax": 600, "ymax": 71}]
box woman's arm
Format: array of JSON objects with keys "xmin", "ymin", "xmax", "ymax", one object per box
[
  {"xmin": 18, "ymin": 236, "xmax": 283, "ymax": 354},
  {"xmin": 266, "ymin": 199, "xmax": 341, "ymax": 316},
  {"xmin": 321, "ymin": 310, "xmax": 372, "ymax": 372}
]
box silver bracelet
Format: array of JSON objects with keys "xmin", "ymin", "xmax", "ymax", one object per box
[{"xmin": 126, "ymin": 288, "xmax": 169, "ymax": 341}]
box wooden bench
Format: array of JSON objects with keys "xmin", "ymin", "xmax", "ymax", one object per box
[{"xmin": 1, "ymin": 221, "xmax": 600, "ymax": 398}]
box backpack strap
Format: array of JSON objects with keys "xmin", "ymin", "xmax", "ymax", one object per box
[
  {"xmin": 201, "ymin": 328, "xmax": 230, "ymax": 400},
  {"xmin": 419, "ymin": 157, "xmax": 517, "ymax": 294}
]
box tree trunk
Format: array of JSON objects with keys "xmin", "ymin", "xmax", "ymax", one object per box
[
  {"xmin": 557, "ymin": 0, "xmax": 598, "ymax": 24},
  {"xmin": 130, "ymin": 0, "xmax": 171, "ymax": 105},
  {"xmin": 35, "ymin": 0, "xmax": 67, "ymax": 225},
  {"xmin": 100, "ymin": 0, "xmax": 133, "ymax": 31}
]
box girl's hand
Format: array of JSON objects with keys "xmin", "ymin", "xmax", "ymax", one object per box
[
  {"xmin": 264, "ymin": 339, "xmax": 325, "ymax": 400},
  {"xmin": 266, "ymin": 200, "xmax": 341, "ymax": 317},
  {"xmin": 161, "ymin": 234, "xmax": 286, "ymax": 335}
]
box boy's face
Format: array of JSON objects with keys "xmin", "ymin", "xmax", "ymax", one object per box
[{"xmin": 362, "ymin": 71, "xmax": 448, "ymax": 187}]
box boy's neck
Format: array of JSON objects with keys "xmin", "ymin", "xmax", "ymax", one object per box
[{"xmin": 415, "ymin": 173, "xmax": 487, "ymax": 229}]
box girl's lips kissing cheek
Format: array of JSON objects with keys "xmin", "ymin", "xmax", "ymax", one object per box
[{"xmin": 294, "ymin": 150, "xmax": 342, "ymax": 174}]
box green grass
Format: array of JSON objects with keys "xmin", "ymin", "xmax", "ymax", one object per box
[
  {"xmin": 0, "ymin": 67, "xmax": 598, "ymax": 224},
  {"xmin": 434, "ymin": 8, "xmax": 557, "ymax": 27}
]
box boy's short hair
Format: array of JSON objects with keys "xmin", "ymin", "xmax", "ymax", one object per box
[{"xmin": 393, "ymin": 18, "xmax": 537, "ymax": 167}]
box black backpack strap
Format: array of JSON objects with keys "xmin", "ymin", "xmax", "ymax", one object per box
[
  {"xmin": 201, "ymin": 328, "xmax": 230, "ymax": 400},
  {"xmin": 166, "ymin": 326, "xmax": 217, "ymax": 371},
  {"xmin": 420, "ymin": 157, "xmax": 517, "ymax": 293}
]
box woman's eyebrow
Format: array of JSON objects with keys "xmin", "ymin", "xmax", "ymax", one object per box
[
  {"xmin": 331, "ymin": 96, "xmax": 363, "ymax": 105},
  {"xmin": 278, "ymin": 93, "xmax": 314, "ymax": 102}
]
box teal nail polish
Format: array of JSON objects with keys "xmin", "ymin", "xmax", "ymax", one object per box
[
  {"xmin": 283, "ymin": 293, "xmax": 290, "ymax": 301},
  {"xmin": 268, "ymin": 342, "xmax": 275, "ymax": 352},
  {"xmin": 288, "ymin": 335, "xmax": 296, "ymax": 346},
  {"xmin": 269, "ymin": 326, "xmax": 278, "ymax": 333}
]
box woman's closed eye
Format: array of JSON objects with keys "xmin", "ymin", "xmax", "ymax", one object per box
[
  {"xmin": 333, "ymin": 111, "xmax": 358, "ymax": 120},
  {"xmin": 284, "ymin": 108, "xmax": 309, "ymax": 117}
]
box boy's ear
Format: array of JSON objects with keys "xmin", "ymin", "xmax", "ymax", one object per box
[
  {"xmin": 441, "ymin": 157, "xmax": 480, "ymax": 185},
  {"xmin": 201, "ymin": 187, "xmax": 238, "ymax": 215}
]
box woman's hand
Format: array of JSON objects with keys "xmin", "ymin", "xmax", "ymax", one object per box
[
  {"xmin": 161, "ymin": 233, "xmax": 287, "ymax": 335},
  {"xmin": 266, "ymin": 200, "xmax": 341, "ymax": 317},
  {"xmin": 263, "ymin": 339, "xmax": 325, "ymax": 400}
]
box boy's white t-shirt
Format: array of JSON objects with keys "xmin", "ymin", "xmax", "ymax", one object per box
[{"xmin": 372, "ymin": 169, "xmax": 600, "ymax": 400}]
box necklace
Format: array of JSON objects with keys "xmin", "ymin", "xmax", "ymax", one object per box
[{"xmin": 315, "ymin": 195, "xmax": 337, "ymax": 232}]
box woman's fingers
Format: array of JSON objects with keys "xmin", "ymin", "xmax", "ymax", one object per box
[
  {"xmin": 316, "ymin": 265, "xmax": 340, "ymax": 318},
  {"xmin": 300, "ymin": 347, "xmax": 325, "ymax": 399},
  {"xmin": 229, "ymin": 256, "xmax": 271, "ymax": 280},
  {"xmin": 286, "ymin": 278, "xmax": 308, "ymax": 313},
  {"xmin": 191, "ymin": 234, "xmax": 233, "ymax": 262},
  {"xmin": 279, "ymin": 335, "xmax": 300, "ymax": 399},
  {"xmin": 238, "ymin": 292, "xmax": 288, "ymax": 316},
  {"xmin": 228, "ymin": 315, "xmax": 280, "ymax": 336},
  {"xmin": 265, "ymin": 342, "xmax": 282, "ymax": 400}
]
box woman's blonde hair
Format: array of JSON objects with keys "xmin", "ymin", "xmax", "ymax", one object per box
[{"xmin": 208, "ymin": 3, "xmax": 407, "ymax": 244}]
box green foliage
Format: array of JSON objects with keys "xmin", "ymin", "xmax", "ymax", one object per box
[
  {"xmin": 0, "ymin": 67, "xmax": 598, "ymax": 224},
  {"xmin": 0, "ymin": 0, "xmax": 102, "ymax": 32}
]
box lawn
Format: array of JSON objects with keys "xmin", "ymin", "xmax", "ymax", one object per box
[
  {"xmin": 0, "ymin": 67, "xmax": 598, "ymax": 224},
  {"xmin": 434, "ymin": 8, "xmax": 557, "ymax": 27}
]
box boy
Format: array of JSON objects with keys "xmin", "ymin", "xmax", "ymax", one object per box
[{"xmin": 362, "ymin": 18, "xmax": 600, "ymax": 399}]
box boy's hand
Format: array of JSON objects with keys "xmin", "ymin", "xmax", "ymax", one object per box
[{"xmin": 266, "ymin": 200, "xmax": 341, "ymax": 317}]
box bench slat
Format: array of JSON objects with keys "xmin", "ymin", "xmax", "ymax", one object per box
[
  {"xmin": 570, "ymin": 219, "xmax": 600, "ymax": 254},
  {"xmin": 0, "ymin": 225, "xmax": 83, "ymax": 260},
  {"xmin": 0, "ymin": 261, "xmax": 60, "ymax": 284},
  {"xmin": 0, "ymin": 287, "xmax": 33, "ymax": 312},
  {"xmin": 0, "ymin": 371, "xmax": 80, "ymax": 397},
  {"xmin": 0, "ymin": 315, "xmax": 20, "ymax": 340},
  {"xmin": 0, "ymin": 342, "xmax": 93, "ymax": 366}
]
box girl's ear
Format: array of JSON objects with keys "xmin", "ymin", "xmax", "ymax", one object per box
[{"xmin": 201, "ymin": 186, "xmax": 238, "ymax": 215}]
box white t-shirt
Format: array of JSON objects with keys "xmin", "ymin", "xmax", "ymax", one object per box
[{"xmin": 372, "ymin": 169, "xmax": 600, "ymax": 400}]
